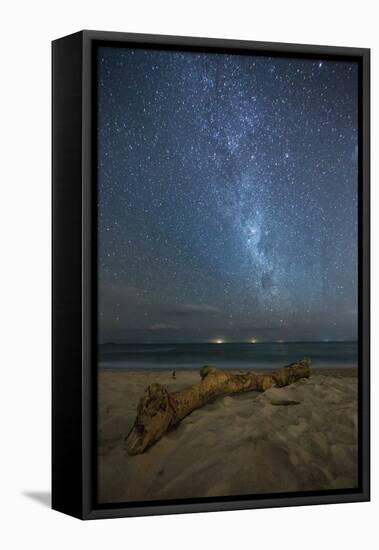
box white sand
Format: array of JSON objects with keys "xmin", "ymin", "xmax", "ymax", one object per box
[{"xmin": 97, "ymin": 368, "xmax": 358, "ymax": 503}]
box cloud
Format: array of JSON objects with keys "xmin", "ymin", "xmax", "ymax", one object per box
[
  {"xmin": 261, "ymin": 271, "xmax": 274, "ymax": 290},
  {"xmin": 149, "ymin": 323, "xmax": 179, "ymax": 331},
  {"xmin": 98, "ymin": 282, "xmax": 146, "ymax": 306},
  {"xmin": 168, "ymin": 304, "xmax": 221, "ymax": 317}
]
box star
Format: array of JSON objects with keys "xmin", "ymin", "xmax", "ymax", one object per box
[{"xmin": 97, "ymin": 46, "xmax": 358, "ymax": 344}]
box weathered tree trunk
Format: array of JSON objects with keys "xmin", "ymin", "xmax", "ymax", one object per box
[{"xmin": 125, "ymin": 359, "xmax": 311, "ymax": 455}]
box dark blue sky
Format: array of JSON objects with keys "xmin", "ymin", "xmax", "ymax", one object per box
[{"xmin": 97, "ymin": 46, "xmax": 358, "ymax": 344}]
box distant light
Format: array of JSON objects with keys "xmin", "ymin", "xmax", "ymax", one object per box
[
  {"xmin": 214, "ymin": 339, "xmax": 224, "ymax": 344},
  {"xmin": 277, "ymin": 340, "xmax": 284, "ymax": 343},
  {"xmin": 250, "ymin": 339, "xmax": 258, "ymax": 344}
]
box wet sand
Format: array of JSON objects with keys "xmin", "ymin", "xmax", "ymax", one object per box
[{"xmin": 97, "ymin": 367, "xmax": 358, "ymax": 503}]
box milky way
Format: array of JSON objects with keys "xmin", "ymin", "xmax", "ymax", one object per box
[{"xmin": 97, "ymin": 46, "xmax": 358, "ymax": 343}]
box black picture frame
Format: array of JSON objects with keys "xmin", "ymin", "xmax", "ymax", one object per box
[{"xmin": 52, "ymin": 30, "xmax": 370, "ymax": 520}]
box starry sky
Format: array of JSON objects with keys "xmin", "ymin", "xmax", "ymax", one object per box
[{"xmin": 97, "ymin": 46, "xmax": 358, "ymax": 344}]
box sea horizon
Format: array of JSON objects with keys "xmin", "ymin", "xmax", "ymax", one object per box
[{"xmin": 98, "ymin": 341, "xmax": 358, "ymax": 370}]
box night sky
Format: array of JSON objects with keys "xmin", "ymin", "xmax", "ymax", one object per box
[{"xmin": 97, "ymin": 46, "xmax": 358, "ymax": 344}]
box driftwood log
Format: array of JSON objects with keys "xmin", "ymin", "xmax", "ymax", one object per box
[{"xmin": 125, "ymin": 358, "xmax": 311, "ymax": 455}]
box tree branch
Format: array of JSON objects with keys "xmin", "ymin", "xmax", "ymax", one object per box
[{"xmin": 125, "ymin": 359, "xmax": 311, "ymax": 455}]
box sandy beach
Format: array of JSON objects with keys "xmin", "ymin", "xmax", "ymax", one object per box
[{"xmin": 97, "ymin": 367, "xmax": 358, "ymax": 503}]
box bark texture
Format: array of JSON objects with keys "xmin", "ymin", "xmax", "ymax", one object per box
[{"xmin": 125, "ymin": 359, "xmax": 311, "ymax": 455}]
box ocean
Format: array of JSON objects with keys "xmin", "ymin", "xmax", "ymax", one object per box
[{"xmin": 98, "ymin": 341, "xmax": 358, "ymax": 370}]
